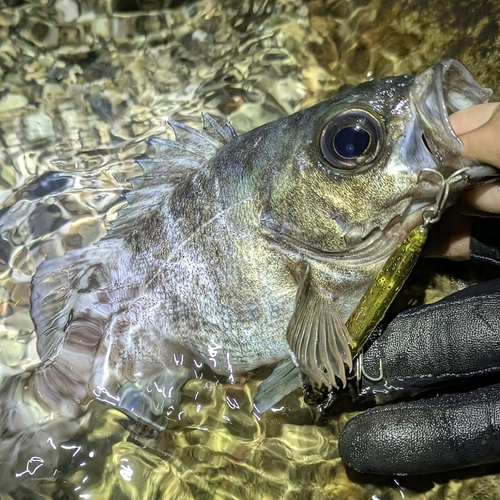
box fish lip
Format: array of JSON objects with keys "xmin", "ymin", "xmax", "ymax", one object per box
[{"xmin": 411, "ymin": 58, "xmax": 492, "ymax": 173}]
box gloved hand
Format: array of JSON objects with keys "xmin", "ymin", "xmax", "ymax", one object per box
[
  {"xmin": 338, "ymin": 268, "xmax": 500, "ymax": 475},
  {"xmin": 338, "ymin": 103, "xmax": 500, "ymax": 475}
]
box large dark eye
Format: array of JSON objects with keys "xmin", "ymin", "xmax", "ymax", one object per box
[{"xmin": 320, "ymin": 109, "xmax": 384, "ymax": 170}]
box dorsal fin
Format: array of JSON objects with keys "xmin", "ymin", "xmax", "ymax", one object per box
[
  {"xmin": 106, "ymin": 114, "xmax": 237, "ymax": 240},
  {"xmin": 134, "ymin": 114, "xmax": 235, "ymax": 176},
  {"xmin": 202, "ymin": 113, "xmax": 237, "ymax": 143}
]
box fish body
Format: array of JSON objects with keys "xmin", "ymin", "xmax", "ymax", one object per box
[{"xmin": 0, "ymin": 59, "xmax": 497, "ymax": 488}]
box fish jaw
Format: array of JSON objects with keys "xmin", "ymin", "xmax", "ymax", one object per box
[{"xmin": 413, "ymin": 58, "xmax": 491, "ymax": 167}]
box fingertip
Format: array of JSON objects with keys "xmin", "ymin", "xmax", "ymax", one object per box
[
  {"xmin": 339, "ymin": 399, "xmax": 466, "ymax": 475},
  {"xmin": 339, "ymin": 386, "xmax": 500, "ymax": 476},
  {"xmin": 461, "ymin": 182, "xmax": 500, "ymax": 214},
  {"xmin": 458, "ymin": 103, "xmax": 500, "ymax": 168},
  {"xmin": 338, "ymin": 407, "xmax": 417, "ymax": 475},
  {"xmin": 338, "ymin": 416, "xmax": 369, "ymax": 473}
]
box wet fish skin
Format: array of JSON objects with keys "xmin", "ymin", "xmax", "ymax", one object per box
[
  {"xmin": 115, "ymin": 62, "xmax": 490, "ymax": 390},
  {"xmin": 120, "ymin": 78, "xmax": 419, "ymax": 372},
  {"xmin": 0, "ymin": 60, "xmax": 496, "ymax": 490},
  {"xmin": 130, "ymin": 78, "xmax": 416, "ymax": 356},
  {"xmin": 25, "ymin": 61, "xmax": 496, "ymax": 410}
]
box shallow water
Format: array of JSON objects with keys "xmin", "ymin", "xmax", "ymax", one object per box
[{"xmin": 0, "ymin": 0, "xmax": 500, "ymax": 498}]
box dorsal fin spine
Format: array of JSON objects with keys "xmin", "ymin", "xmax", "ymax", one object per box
[
  {"xmin": 202, "ymin": 113, "xmax": 237, "ymax": 143},
  {"xmin": 106, "ymin": 115, "xmax": 236, "ymax": 241}
]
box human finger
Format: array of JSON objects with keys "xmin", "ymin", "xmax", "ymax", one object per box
[
  {"xmin": 449, "ymin": 102, "xmax": 499, "ymax": 135},
  {"xmin": 456, "ymin": 103, "xmax": 500, "ymax": 168},
  {"xmin": 339, "ymin": 383, "xmax": 500, "ymax": 475},
  {"xmin": 422, "ymin": 209, "xmax": 472, "ymax": 260},
  {"xmin": 460, "ymin": 181, "xmax": 500, "ymax": 213}
]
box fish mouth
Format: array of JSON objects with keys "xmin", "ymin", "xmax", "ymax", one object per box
[
  {"xmin": 406, "ymin": 58, "xmax": 500, "ymax": 222},
  {"xmin": 412, "ymin": 58, "xmax": 496, "ymax": 181}
]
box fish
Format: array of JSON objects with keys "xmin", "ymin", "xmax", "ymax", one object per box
[{"xmin": 0, "ymin": 58, "xmax": 497, "ymax": 489}]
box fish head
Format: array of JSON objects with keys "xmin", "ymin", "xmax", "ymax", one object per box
[{"xmin": 259, "ymin": 58, "xmax": 497, "ymax": 255}]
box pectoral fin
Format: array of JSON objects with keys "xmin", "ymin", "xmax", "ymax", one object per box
[
  {"xmin": 287, "ymin": 266, "xmax": 352, "ymax": 389},
  {"xmin": 253, "ymin": 358, "xmax": 302, "ymax": 414}
]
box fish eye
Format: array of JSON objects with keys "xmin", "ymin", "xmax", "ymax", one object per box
[{"xmin": 320, "ymin": 109, "xmax": 384, "ymax": 170}]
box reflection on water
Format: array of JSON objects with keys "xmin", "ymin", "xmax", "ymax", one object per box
[{"xmin": 0, "ymin": 0, "xmax": 499, "ymax": 498}]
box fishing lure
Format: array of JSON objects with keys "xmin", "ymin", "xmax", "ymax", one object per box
[
  {"xmin": 346, "ymin": 168, "xmax": 469, "ymax": 358},
  {"xmin": 346, "ymin": 224, "xmax": 428, "ymax": 352}
]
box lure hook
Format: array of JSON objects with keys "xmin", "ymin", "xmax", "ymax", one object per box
[
  {"xmin": 343, "ymin": 166, "xmax": 472, "ymax": 389},
  {"xmin": 346, "ymin": 351, "xmax": 384, "ymax": 385},
  {"xmin": 418, "ymin": 167, "xmax": 470, "ymax": 227}
]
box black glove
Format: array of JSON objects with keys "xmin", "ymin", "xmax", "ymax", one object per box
[{"xmin": 338, "ymin": 218, "xmax": 500, "ymax": 475}]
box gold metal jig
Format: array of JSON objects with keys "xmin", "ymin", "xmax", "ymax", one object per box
[{"xmin": 345, "ymin": 167, "xmax": 470, "ymax": 382}]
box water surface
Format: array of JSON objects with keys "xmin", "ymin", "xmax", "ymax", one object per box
[{"xmin": 1, "ymin": 0, "xmax": 499, "ymax": 498}]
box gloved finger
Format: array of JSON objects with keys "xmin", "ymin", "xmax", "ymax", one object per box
[
  {"xmin": 338, "ymin": 383, "xmax": 500, "ymax": 475},
  {"xmin": 351, "ymin": 277, "xmax": 500, "ymax": 402}
]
